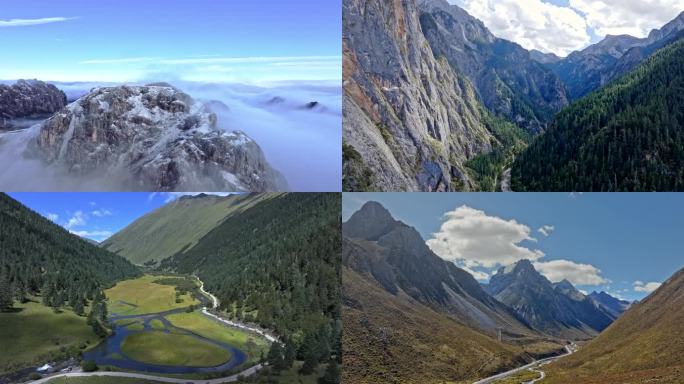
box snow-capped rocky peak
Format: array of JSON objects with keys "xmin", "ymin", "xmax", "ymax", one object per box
[{"xmin": 31, "ymin": 84, "xmax": 287, "ymax": 191}]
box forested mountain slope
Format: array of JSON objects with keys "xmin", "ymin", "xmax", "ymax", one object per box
[
  {"xmin": 102, "ymin": 193, "xmax": 277, "ymax": 264},
  {"xmin": 543, "ymin": 266, "xmax": 684, "ymax": 384},
  {"xmin": 512, "ymin": 38, "xmax": 684, "ymax": 191},
  {"xmin": 160, "ymin": 193, "xmax": 341, "ymax": 365},
  {"xmin": 0, "ymin": 193, "xmax": 140, "ymax": 308}
]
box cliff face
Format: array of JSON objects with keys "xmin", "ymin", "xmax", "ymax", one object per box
[
  {"xmin": 418, "ymin": 0, "xmax": 569, "ymax": 133},
  {"xmin": 31, "ymin": 85, "xmax": 287, "ymax": 191},
  {"xmin": 0, "ymin": 80, "xmax": 67, "ymax": 129},
  {"xmin": 343, "ymin": 0, "xmax": 496, "ymax": 192}
]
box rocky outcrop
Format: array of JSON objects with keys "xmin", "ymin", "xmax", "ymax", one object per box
[
  {"xmin": 418, "ymin": 0, "xmax": 569, "ymax": 133},
  {"xmin": 0, "ymin": 80, "xmax": 67, "ymax": 129},
  {"xmin": 30, "ymin": 84, "xmax": 287, "ymax": 191},
  {"xmin": 343, "ymin": 0, "xmax": 497, "ymax": 191},
  {"xmin": 547, "ymin": 11, "xmax": 684, "ymax": 100}
]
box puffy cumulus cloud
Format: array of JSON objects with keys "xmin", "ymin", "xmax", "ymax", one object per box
[
  {"xmin": 538, "ymin": 225, "xmax": 555, "ymax": 237},
  {"xmin": 533, "ymin": 259, "xmax": 609, "ymax": 285},
  {"xmin": 460, "ymin": 265, "xmax": 491, "ymax": 281},
  {"xmin": 570, "ymin": 0, "xmax": 684, "ymax": 38},
  {"xmin": 45, "ymin": 212, "xmax": 59, "ymax": 222},
  {"xmin": 633, "ymin": 280, "xmax": 662, "ymax": 293},
  {"xmin": 452, "ymin": 0, "xmax": 590, "ymax": 56},
  {"xmin": 426, "ymin": 205, "xmax": 544, "ymax": 269}
]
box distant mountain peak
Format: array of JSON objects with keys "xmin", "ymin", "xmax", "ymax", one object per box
[{"xmin": 343, "ymin": 201, "xmax": 400, "ymax": 240}]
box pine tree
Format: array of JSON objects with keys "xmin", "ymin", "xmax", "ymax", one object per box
[
  {"xmin": 283, "ymin": 339, "xmax": 296, "ymax": 369},
  {"xmin": 317, "ymin": 360, "xmax": 340, "ymax": 384},
  {"xmin": 0, "ymin": 276, "xmax": 13, "ymax": 312},
  {"xmin": 267, "ymin": 342, "xmax": 284, "ymax": 373}
]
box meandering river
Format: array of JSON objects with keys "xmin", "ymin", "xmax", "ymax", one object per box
[{"xmin": 82, "ymin": 304, "xmax": 247, "ymax": 374}]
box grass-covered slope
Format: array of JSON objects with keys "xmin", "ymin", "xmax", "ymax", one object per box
[
  {"xmin": 542, "ymin": 266, "xmax": 684, "ymax": 384},
  {"xmin": 160, "ymin": 193, "xmax": 341, "ymax": 362},
  {"xmin": 512, "ymin": 38, "xmax": 684, "ymax": 191},
  {"xmin": 343, "ymin": 267, "xmax": 549, "ymax": 384},
  {"xmin": 0, "ymin": 300, "xmax": 98, "ymax": 374},
  {"xmin": 102, "ymin": 193, "xmax": 277, "ymax": 265}
]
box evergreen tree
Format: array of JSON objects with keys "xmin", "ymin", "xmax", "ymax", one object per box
[
  {"xmin": 317, "ymin": 360, "xmax": 340, "ymax": 384},
  {"xmin": 0, "ymin": 276, "xmax": 13, "ymax": 312},
  {"xmin": 283, "ymin": 339, "xmax": 296, "ymax": 369},
  {"xmin": 267, "ymin": 342, "xmax": 284, "ymax": 373}
]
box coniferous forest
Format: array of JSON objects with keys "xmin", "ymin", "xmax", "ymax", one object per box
[
  {"xmin": 0, "ymin": 193, "xmax": 141, "ymax": 314},
  {"xmin": 161, "ymin": 193, "xmax": 342, "ymax": 373},
  {"xmin": 512, "ymin": 38, "xmax": 684, "ymax": 191}
]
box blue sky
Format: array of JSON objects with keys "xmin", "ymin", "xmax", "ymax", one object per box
[
  {"xmin": 343, "ymin": 193, "xmax": 684, "ymax": 301},
  {"xmin": 8, "ymin": 192, "xmax": 228, "ymax": 242},
  {"xmin": 0, "ymin": 0, "xmax": 341, "ymax": 83}
]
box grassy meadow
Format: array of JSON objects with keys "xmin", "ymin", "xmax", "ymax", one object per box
[
  {"xmin": 120, "ymin": 332, "xmax": 231, "ymax": 367},
  {"xmin": 0, "ymin": 299, "xmax": 96, "ymax": 374},
  {"xmin": 105, "ymin": 275, "xmax": 199, "ymax": 315}
]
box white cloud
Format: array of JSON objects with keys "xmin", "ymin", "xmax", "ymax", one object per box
[
  {"xmin": 570, "ymin": 0, "xmax": 684, "ymax": 38},
  {"xmin": 452, "ymin": 0, "xmax": 591, "ymax": 56},
  {"xmin": 634, "ymin": 280, "xmax": 662, "ymax": 293},
  {"xmin": 534, "ymin": 259, "xmax": 609, "ymax": 285},
  {"xmin": 427, "ymin": 205, "xmax": 544, "ymax": 269},
  {"xmin": 0, "ymin": 17, "xmax": 76, "ymax": 28},
  {"xmin": 65, "ymin": 211, "xmax": 86, "ymax": 229},
  {"xmin": 70, "ymin": 230, "xmax": 113, "ymax": 242},
  {"xmin": 45, "ymin": 213, "xmax": 59, "ymax": 222},
  {"xmin": 91, "ymin": 209, "xmax": 112, "ymax": 217},
  {"xmin": 460, "ymin": 264, "xmax": 490, "ymax": 281},
  {"xmin": 538, "ymin": 225, "xmax": 555, "ymax": 236}
]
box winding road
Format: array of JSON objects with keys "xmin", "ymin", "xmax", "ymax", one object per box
[
  {"xmin": 26, "ymin": 278, "xmax": 271, "ymax": 384},
  {"xmin": 472, "ymin": 344, "xmax": 575, "ymax": 384}
]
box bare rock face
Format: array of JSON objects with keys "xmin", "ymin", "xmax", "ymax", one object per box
[
  {"xmin": 343, "ymin": 0, "xmax": 496, "ymax": 192},
  {"xmin": 418, "ymin": 0, "xmax": 569, "ymax": 133},
  {"xmin": 0, "ymin": 80, "xmax": 67, "ymax": 129},
  {"xmin": 32, "ymin": 85, "xmax": 287, "ymax": 191}
]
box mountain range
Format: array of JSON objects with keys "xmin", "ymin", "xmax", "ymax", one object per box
[
  {"xmin": 342, "ymin": 201, "xmax": 579, "ymax": 383},
  {"xmin": 485, "ymin": 260, "xmax": 615, "ymax": 339},
  {"xmin": 343, "ymin": 0, "xmax": 684, "ymax": 192}
]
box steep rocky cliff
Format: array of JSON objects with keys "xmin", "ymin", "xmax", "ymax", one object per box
[
  {"xmin": 29, "ymin": 84, "xmax": 287, "ymax": 191},
  {"xmin": 343, "ymin": 0, "xmax": 497, "ymax": 191},
  {"xmin": 418, "ymin": 0, "xmax": 569, "ymax": 133},
  {"xmin": 0, "ymin": 80, "xmax": 67, "ymax": 129}
]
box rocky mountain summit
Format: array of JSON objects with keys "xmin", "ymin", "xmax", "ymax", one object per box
[
  {"xmin": 343, "ymin": 201, "xmax": 534, "ymax": 335},
  {"xmin": 30, "ymin": 84, "xmax": 287, "ymax": 191},
  {"xmin": 485, "ymin": 260, "xmax": 614, "ymax": 339},
  {"xmin": 0, "ymin": 80, "xmax": 67, "ymax": 129}
]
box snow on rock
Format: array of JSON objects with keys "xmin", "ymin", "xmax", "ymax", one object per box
[{"xmin": 31, "ymin": 84, "xmax": 288, "ymax": 191}]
